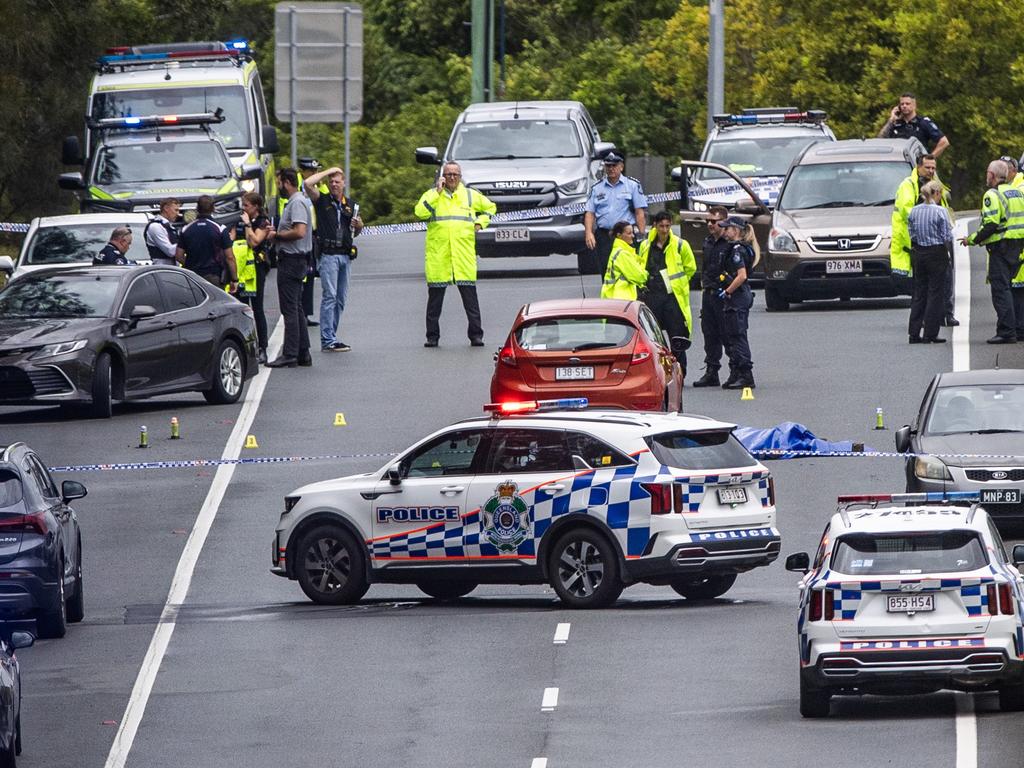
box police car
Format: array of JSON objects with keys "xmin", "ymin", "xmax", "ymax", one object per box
[
  {"xmin": 786, "ymin": 492, "xmax": 1024, "ymax": 718},
  {"xmin": 271, "ymin": 399, "xmax": 780, "ymax": 608}
]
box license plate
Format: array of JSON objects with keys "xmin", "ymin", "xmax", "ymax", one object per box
[
  {"xmin": 494, "ymin": 228, "xmax": 530, "ymax": 242},
  {"xmin": 886, "ymin": 594, "xmax": 934, "ymax": 613},
  {"xmin": 826, "ymin": 259, "xmax": 862, "ymax": 274},
  {"xmin": 982, "ymin": 488, "xmax": 1022, "ymax": 504},
  {"xmin": 716, "ymin": 487, "xmax": 748, "ymax": 505},
  {"xmin": 555, "ymin": 366, "xmax": 594, "ymax": 380}
]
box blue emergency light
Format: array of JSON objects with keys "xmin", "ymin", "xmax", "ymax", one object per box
[
  {"xmin": 98, "ymin": 40, "xmax": 250, "ymax": 66},
  {"xmin": 89, "ymin": 110, "xmax": 224, "ymax": 131},
  {"xmin": 837, "ymin": 492, "xmax": 980, "ymax": 504},
  {"xmin": 484, "ymin": 397, "xmax": 589, "ymax": 414},
  {"xmin": 713, "ymin": 110, "xmax": 827, "ymax": 128}
]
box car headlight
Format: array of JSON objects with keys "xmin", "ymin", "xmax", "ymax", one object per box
[
  {"xmin": 769, "ymin": 227, "xmax": 798, "ymax": 253},
  {"xmin": 557, "ymin": 178, "xmax": 587, "ymax": 195},
  {"xmin": 30, "ymin": 340, "xmax": 87, "ymax": 359},
  {"xmin": 240, "ymin": 179, "xmax": 258, "ymax": 193},
  {"xmin": 914, "ymin": 455, "xmax": 952, "ymax": 481}
]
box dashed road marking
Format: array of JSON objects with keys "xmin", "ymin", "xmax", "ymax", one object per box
[
  {"xmin": 553, "ymin": 623, "xmax": 571, "ymax": 644},
  {"xmin": 530, "ymin": 759, "xmax": 548, "ymax": 768},
  {"xmin": 955, "ymin": 692, "xmax": 976, "ymax": 768},
  {"xmin": 541, "ymin": 687, "xmax": 559, "ymax": 712}
]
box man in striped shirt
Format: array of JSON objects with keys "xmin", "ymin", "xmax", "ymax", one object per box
[{"xmin": 906, "ymin": 180, "xmax": 953, "ymax": 343}]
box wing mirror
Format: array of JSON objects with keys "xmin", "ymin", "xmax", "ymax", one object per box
[
  {"xmin": 123, "ymin": 305, "xmax": 157, "ymax": 329},
  {"xmin": 58, "ymin": 172, "xmax": 86, "ymax": 191},
  {"xmin": 1013, "ymin": 545, "xmax": 1024, "ymax": 567},
  {"xmin": 8, "ymin": 632, "xmax": 33, "ymax": 650},
  {"xmin": 785, "ymin": 552, "xmax": 810, "ymax": 574},
  {"xmin": 260, "ymin": 124, "xmax": 280, "ymax": 155},
  {"xmin": 894, "ymin": 425, "xmax": 912, "ymax": 454},
  {"xmin": 386, "ymin": 466, "xmax": 402, "ymax": 486},
  {"xmin": 240, "ymin": 164, "xmax": 263, "ymax": 181},
  {"xmin": 593, "ymin": 141, "xmax": 616, "ymax": 161},
  {"xmin": 61, "ymin": 480, "xmax": 88, "ymax": 503},
  {"xmin": 0, "ymin": 255, "xmax": 13, "ymax": 277},
  {"xmin": 415, "ymin": 146, "xmax": 440, "ymax": 165}
]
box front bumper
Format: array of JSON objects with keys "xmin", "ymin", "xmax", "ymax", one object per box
[
  {"xmin": 626, "ymin": 528, "xmax": 781, "ymax": 582},
  {"xmin": 766, "ymin": 253, "xmax": 912, "ymax": 301},
  {"xmin": 0, "ymin": 353, "xmax": 93, "ymax": 406},
  {"xmin": 476, "ymin": 217, "xmax": 586, "ymax": 258},
  {"xmin": 909, "ymin": 470, "xmax": 1024, "ymax": 521}
]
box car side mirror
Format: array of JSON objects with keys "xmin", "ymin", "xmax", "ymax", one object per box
[
  {"xmin": 1013, "ymin": 545, "xmax": 1024, "ymax": 567},
  {"xmin": 123, "ymin": 305, "xmax": 157, "ymax": 329},
  {"xmin": 387, "ymin": 466, "xmax": 402, "ymax": 486},
  {"xmin": 58, "ymin": 172, "xmax": 86, "ymax": 191},
  {"xmin": 415, "ymin": 146, "xmax": 440, "ymax": 165},
  {"xmin": 62, "ymin": 135, "xmax": 83, "ymax": 166},
  {"xmin": 895, "ymin": 425, "xmax": 912, "ymax": 454},
  {"xmin": 785, "ymin": 552, "xmax": 810, "ymax": 573},
  {"xmin": 0, "ymin": 255, "xmax": 13, "ymax": 276},
  {"xmin": 734, "ymin": 201, "xmax": 764, "ymax": 215},
  {"xmin": 260, "ymin": 125, "xmax": 279, "ymax": 155},
  {"xmin": 593, "ymin": 141, "xmax": 616, "ymax": 161},
  {"xmin": 61, "ymin": 480, "xmax": 87, "ymax": 503},
  {"xmin": 240, "ymin": 163, "xmax": 263, "ymax": 180},
  {"xmin": 9, "ymin": 632, "xmax": 33, "ymax": 650}
]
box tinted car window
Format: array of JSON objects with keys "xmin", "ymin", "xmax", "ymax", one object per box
[
  {"xmin": 515, "ymin": 317, "xmax": 635, "ymax": 352},
  {"xmin": 699, "ymin": 135, "xmax": 826, "ymax": 179},
  {"xmin": 646, "ymin": 430, "xmax": 755, "ymax": 470},
  {"xmin": 566, "ymin": 431, "xmax": 635, "ymax": 468},
  {"xmin": 122, "ymin": 274, "xmax": 166, "ymax": 315},
  {"xmin": 831, "ymin": 531, "xmax": 987, "ymax": 575},
  {"xmin": 0, "ymin": 274, "xmax": 120, "ymax": 318},
  {"xmin": 188, "ymin": 276, "xmax": 209, "ymax": 304},
  {"xmin": 637, "ymin": 307, "xmax": 664, "ymax": 346},
  {"xmin": 779, "ymin": 161, "xmax": 910, "ymax": 209},
  {"xmin": 451, "ymin": 120, "xmax": 582, "ymax": 161},
  {"xmin": 95, "ymin": 141, "xmax": 230, "ymax": 185},
  {"xmin": 487, "ymin": 428, "xmax": 570, "ymax": 474},
  {"xmin": 0, "ymin": 471, "xmax": 23, "ymax": 508},
  {"xmin": 27, "ymin": 455, "xmax": 58, "ymax": 499},
  {"xmin": 402, "ymin": 429, "xmax": 488, "ymax": 478},
  {"xmin": 158, "ymin": 271, "xmax": 200, "ymax": 311},
  {"xmin": 25, "ymin": 224, "xmax": 149, "ymax": 265},
  {"xmin": 925, "ymin": 384, "xmax": 1024, "ymax": 434}
]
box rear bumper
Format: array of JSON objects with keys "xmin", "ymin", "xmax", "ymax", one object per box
[
  {"xmin": 491, "ymin": 372, "xmax": 667, "ymax": 411},
  {"xmin": 0, "ymin": 572, "xmax": 60, "ymax": 619},
  {"xmin": 626, "ymin": 530, "xmax": 781, "ymax": 582}
]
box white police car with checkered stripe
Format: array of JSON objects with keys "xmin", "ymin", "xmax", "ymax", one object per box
[
  {"xmin": 271, "ymin": 398, "xmax": 780, "ymax": 608},
  {"xmin": 787, "ymin": 492, "xmax": 1024, "ymax": 717}
]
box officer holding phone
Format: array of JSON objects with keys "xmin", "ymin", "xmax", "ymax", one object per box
[{"xmin": 878, "ymin": 93, "xmax": 950, "ymax": 157}]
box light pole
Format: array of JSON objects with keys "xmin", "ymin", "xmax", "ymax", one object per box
[{"xmin": 707, "ymin": 0, "xmax": 724, "ymax": 131}]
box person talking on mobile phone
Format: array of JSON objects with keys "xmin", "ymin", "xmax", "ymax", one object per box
[{"xmin": 877, "ymin": 92, "xmax": 950, "ymax": 157}]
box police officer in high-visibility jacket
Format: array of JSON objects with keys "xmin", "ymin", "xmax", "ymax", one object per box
[
  {"xmin": 600, "ymin": 221, "xmax": 646, "ymax": 300},
  {"xmin": 637, "ymin": 210, "xmax": 696, "ymax": 378},
  {"xmin": 414, "ymin": 161, "xmax": 496, "ymax": 347},
  {"xmin": 959, "ymin": 159, "xmax": 1024, "ymax": 343}
]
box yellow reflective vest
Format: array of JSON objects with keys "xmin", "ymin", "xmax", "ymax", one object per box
[
  {"xmin": 601, "ymin": 238, "xmax": 647, "ymax": 300},
  {"xmin": 231, "ymin": 239, "xmax": 258, "ymax": 295},
  {"xmin": 414, "ymin": 183, "xmax": 496, "ymax": 285},
  {"xmin": 967, "ymin": 184, "xmax": 1024, "ymax": 247},
  {"xmin": 637, "ymin": 230, "xmax": 697, "ymax": 332},
  {"xmin": 1012, "ymin": 172, "xmax": 1024, "ymax": 190},
  {"xmin": 891, "ymin": 169, "xmax": 954, "ymax": 276}
]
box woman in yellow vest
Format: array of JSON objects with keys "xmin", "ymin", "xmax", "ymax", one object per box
[
  {"xmin": 637, "ymin": 210, "xmax": 697, "ymax": 378},
  {"xmin": 600, "ymin": 221, "xmax": 646, "ymax": 300},
  {"xmin": 231, "ymin": 192, "xmax": 272, "ymax": 364}
]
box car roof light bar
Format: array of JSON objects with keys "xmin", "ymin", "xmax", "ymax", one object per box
[
  {"xmin": 837, "ymin": 492, "xmax": 980, "ymax": 504},
  {"xmin": 484, "ymin": 397, "xmax": 589, "ymax": 414},
  {"xmin": 87, "ymin": 110, "xmax": 225, "ymax": 130},
  {"xmin": 97, "ymin": 40, "xmax": 250, "ymax": 66},
  {"xmin": 712, "ymin": 110, "xmax": 827, "ymax": 128}
]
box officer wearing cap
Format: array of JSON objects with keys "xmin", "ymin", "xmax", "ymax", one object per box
[
  {"xmin": 583, "ymin": 152, "xmax": 648, "ymax": 275},
  {"xmin": 693, "ymin": 206, "xmax": 733, "ymax": 387},
  {"xmin": 717, "ymin": 216, "xmax": 757, "ymax": 390},
  {"xmin": 144, "ymin": 198, "xmax": 180, "ymax": 265},
  {"xmin": 94, "ymin": 226, "xmax": 133, "ymax": 265},
  {"xmin": 877, "ymin": 93, "xmax": 950, "ymax": 157}
]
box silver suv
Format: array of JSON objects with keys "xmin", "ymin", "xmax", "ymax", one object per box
[{"xmin": 416, "ymin": 101, "xmax": 615, "ymax": 269}]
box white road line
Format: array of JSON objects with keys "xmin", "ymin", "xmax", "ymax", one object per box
[
  {"xmin": 530, "ymin": 759, "xmax": 548, "ymax": 768},
  {"xmin": 952, "ymin": 217, "xmax": 975, "ymax": 372},
  {"xmin": 955, "ymin": 692, "xmax": 977, "ymax": 768},
  {"xmin": 541, "ymin": 687, "xmax": 559, "ymax": 712},
  {"xmin": 553, "ymin": 622, "xmax": 571, "ymax": 644},
  {"xmin": 104, "ymin": 320, "xmax": 284, "ymax": 768}
]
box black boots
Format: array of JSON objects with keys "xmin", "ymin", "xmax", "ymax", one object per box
[
  {"xmin": 722, "ymin": 370, "xmax": 755, "ymax": 389},
  {"xmin": 692, "ymin": 369, "xmax": 721, "ymax": 388}
]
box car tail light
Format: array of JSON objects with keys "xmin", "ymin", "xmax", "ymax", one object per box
[
  {"xmin": 990, "ymin": 583, "xmax": 1015, "ymax": 616},
  {"xmin": 809, "ymin": 589, "xmax": 833, "ymax": 621},
  {"xmin": 0, "ymin": 512, "xmax": 47, "ymax": 535},
  {"xmin": 767, "ymin": 476, "xmax": 776, "ymax": 506},
  {"xmin": 825, "ymin": 590, "xmax": 835, "ymax": 620},
  {"xmin": 631, "ymin": 338, "xmax": 651, "ymax": 365},
  {"xmin": 498, "ymin": 341, "xmax": 517, "ymax": 367},
  {"xmin": 642, "ymin": 483, "xmax": 673, "ymax": 514}
]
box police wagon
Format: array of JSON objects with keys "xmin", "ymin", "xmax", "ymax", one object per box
[
  {"xmin": 787, "ymin": 492, "xmax": 1024, "ymax": 718},
  {"xmin": 271, "ymin": 399, "xmax": 780, "ymax": 608}
]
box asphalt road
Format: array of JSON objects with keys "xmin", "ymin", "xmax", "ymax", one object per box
[{"xmin": 3, "ymin": 224, "xmax": 1024, "ymax": 768}]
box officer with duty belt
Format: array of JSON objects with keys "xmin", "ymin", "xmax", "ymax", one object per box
[
  {"xmin": 583, "ymin": 152, "xmax": 648, "ymax": 275},
  {"xmin": 144, "ymin": 197, "xmax": 180, "ymax": 265},
  {"xmin": 692, "ymin": 206, "xmax": 733, "ymax": 388}
]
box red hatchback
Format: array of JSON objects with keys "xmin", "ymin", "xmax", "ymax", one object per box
[{"xmin": 490, "ymin": 298, "xmax": 684, "ymax": 411}]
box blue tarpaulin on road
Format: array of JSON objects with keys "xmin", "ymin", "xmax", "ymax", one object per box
[{"xmin": 734, "ymin": 422, "xmax": 874, "ymax": 459}]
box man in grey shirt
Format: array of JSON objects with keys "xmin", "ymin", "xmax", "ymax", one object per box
[{"xmin": 266, "ymin": 167, "xmax": 314, "ymax": 367}]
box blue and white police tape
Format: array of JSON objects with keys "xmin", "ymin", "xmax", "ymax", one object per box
[
  {"xmin": 46, "ymin": 447, "xmax": 1024, "ymax": 473},
  {"xmin": 0, "ymin": 222, "xmax": 30, "ymax": 234}
]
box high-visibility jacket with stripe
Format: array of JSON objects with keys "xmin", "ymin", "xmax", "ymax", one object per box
[
  {"xmin": 967, "ymin": 184, "xmax": 1024, "ymax": 247},
  {"xmin": 1012, "ymin": 172, "xmax": 1024, "ymax": 190},
  {"xmin": 637, "ymin": 230, "xmax": 697, "ymax": 332},
  {"xmin": 414, "ymin": 183, "xmax": 496, "ymax": 285},
  {"xmin": 230, "ymin": 239, "xmax": 258, "ymax": 295},
  {"xmin": 890, "ymin": 169, "xmax": 953, "ymax": 276},
  {"xmin": 600, "ymin": 238, "xmax": 647, "ymax": 300}
]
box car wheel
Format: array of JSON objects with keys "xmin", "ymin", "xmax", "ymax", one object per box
[
  {"xmin": 799, "ymin": 674, "xmax": 831, "ymax": 718},
  {"xmin": 66, "ymin": 542, "xmax": 84, "ymax": 624},
  {"xmin": 203, "ymin": 340, "xmax": 245, "ymax": 405},
  {"xmin": 416, "ymin": 581, "xmax": 477, "ymax": 600},
  {"xmin": 999, "ymin": 681, "xmax": 1024, "ymax": 711},
  {"xmin": 37, "ymin": 562, "xmax": 67, "ymax": 639},
  {"xmin": 295, "ymin": 525, "xmax": 368, "ymax": 605},
  {"xmin": 669, "ymin": 573, "xmax": 737, "ymax": 600},
  {"xmin": 89, "ymin": 352, "xmax": 113, "ymax": 418},
  {"xmin": 764, "ymin": 283, "xmax": 789, "ymax": 313},
  {"xmin": 548, "ymin": 528, "xmax": 623, "ymax": 608}
]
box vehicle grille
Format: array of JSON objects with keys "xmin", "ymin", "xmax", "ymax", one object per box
[
  {"xmin": 28, "ymin": 366, "xmax": 74, "ymax": 396},
  {"xmin": 0, "ymin": 366, "xmax": 73, "ymax": 399},
  {"xmin": 966, "ymin": 468, "xmax": 1024, "ymax": 482},
  {"xmin": 807, "ymin": 235, "xmax": 882, "ymax": 254},
  {"xmin": 494, "ymin": 200, "xmax": 548, "ymax": 213}
]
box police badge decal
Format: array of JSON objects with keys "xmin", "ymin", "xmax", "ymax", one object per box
[{"xmin": 482, "ymin": 481, "xmax": 530, "ymax": 553}]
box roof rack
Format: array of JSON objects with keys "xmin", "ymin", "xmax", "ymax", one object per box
[
  {"xmin": 713, "ymin": 109, "xmax": 827, "ymax": 128},
  {"xmin": 95, "ymin": 40, "xmax": 251, "ymax": 72}
]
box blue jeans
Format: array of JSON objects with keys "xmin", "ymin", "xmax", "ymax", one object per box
[{"xmin": 318, "ymin": 252, "xmax": 350, "ymax": 347}]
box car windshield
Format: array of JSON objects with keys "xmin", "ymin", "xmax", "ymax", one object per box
[
  {"xmin": 832, "ymin": 531, "xmax": 987, "ymax": 575},
  {"xmin": 924, "ymin": 384, "xmax": 1024, "ymax": 434},
  {"xmin": 0, "ymin": 470, "xmax": 23, "ymax": 508},
  {"xmin": 0, "ymin": 274, "xmax": 120, "ymax": 318},
  {"xmin": 451, "ymin": 120, "xmax": 582, "ymax": 160},
  {"xmin": 779, "ymin": 161, "xmax": 910, "ymax": 210},
  {"xmin": 646, "ymin": 430, "xmax": 756, "ymax": 470},
  {"xmin": 515, "ymin": 317, "xmax": 635, "ymax": 352},
  {"xmin": 698, "ymin": 135, "xmax": 826, "ymax": 180},
  {"xmin": 95, "ymin": 140, "xmax": 230, "ymax": 184},
  {"xmin": 25, "ymin": 223, "xmax": 150, "ymax": 265},
  {"xmin": 91, "ymin": 86, "xmax": 251, "ymax": 149}
]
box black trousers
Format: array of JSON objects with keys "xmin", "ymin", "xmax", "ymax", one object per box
[
  {"xmin": 700, "ymin": 289, "xmax": 729, "ymax": 371},
  {"xmin": 944, "ymin": 241, "xmax": 955, "ymax": 317},
  {"xmin": 277, "ymin": 256, "xmax": 311, "ymax": 359},
  {"xmin": 723, "ymin": 286, "xmax": 753, "ymax": 374},
  {"xmin": 302, "ymin": 270, "xmax": 315, "ymax": 316},
  {"xmin": 426, "ymin": 284, "xmax": 483, "ymax": 342},
  {"xmin": 593, "ymin": 228, "xmax": 614, "ymax": 277},
  {"xmin": 908, "ymin": 245, "xmax": 949, "ymax": 340},
  {"xmin": 642, "ymin": 289, "xmax": 689, "ymax": 373},
  {"xmin": 988, "ymin": 240, "xmax": 1024, "ymax": 339},
  {"xmin": 246, "ymin": 262, "xmax": 269, "ymax": 351}
]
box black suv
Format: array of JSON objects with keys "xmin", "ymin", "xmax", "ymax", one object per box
[{"xmin": 0, "ymin": 443, "xmax": 85, "ymax": 638}]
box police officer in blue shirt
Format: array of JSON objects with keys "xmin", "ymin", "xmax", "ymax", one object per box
[
  {"xmin": 583, "ymin": 152, "xmax": 648, "ymax": 274},
  {"xmin": 877, "ymin": 93, "xmax": 950, "ymax": 157},
  {"xmin": 93, "ymin": 227, "xmax": 133, "ymax": 265}
]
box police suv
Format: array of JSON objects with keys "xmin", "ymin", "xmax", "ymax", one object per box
[
  {"xmin": 787, "ymin": 492, "xmax": 1024, "ymax": 718},
  {"xmin": 271, "ymin": 400, "xmax": 780, "ymax": 608}
]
